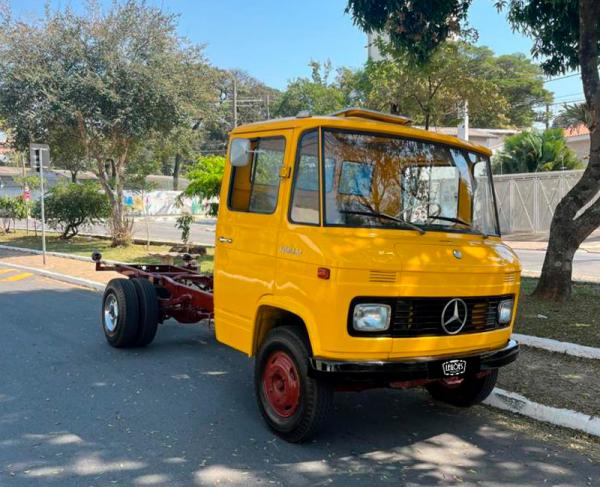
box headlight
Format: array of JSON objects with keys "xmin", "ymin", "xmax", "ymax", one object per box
[
  {"xmin": 498, "ymin": 299, "xmax": 514, "ymax": 324},
  {"xmin": 353, "ymin": 304, "xmax": 391, "ymax": 332}
]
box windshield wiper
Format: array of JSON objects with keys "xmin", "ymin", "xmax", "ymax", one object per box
[
  {"xmin": 340, "ymin": 210, "xmax": 426, "ymax": 235},
  {"xmin": 427, "ymin": 215, "xmax": 488, "ymax": 238}
]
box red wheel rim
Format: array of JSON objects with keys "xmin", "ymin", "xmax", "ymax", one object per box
[{"xmin": 262, "ymin": 351, "xmax": 301, "ymax": 418}]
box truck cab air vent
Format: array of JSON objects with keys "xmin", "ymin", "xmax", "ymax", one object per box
[{"xmin": 369, "ymin": 270, "xmax": 397, "ymax": 283}]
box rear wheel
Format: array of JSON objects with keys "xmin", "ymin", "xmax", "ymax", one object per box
[
  {"xmin": 425, "ymin": 369, "xmax": 498, "ymax": 407},
  {"xmin": 132, "ymin": 278, "xmax": 159, "ymax": 347},
  {"xmin": 102, "ymin": 279, "xmax": 140, "ymax": 348},
  {"xmin": 254, "ymin": 326, "xmax": 333, "ymax": 443}
]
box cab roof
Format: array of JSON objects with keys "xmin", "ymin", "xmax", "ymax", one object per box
[{"xmin": 230, "ymin": 107, "xmax": 492, "ymax": 157}]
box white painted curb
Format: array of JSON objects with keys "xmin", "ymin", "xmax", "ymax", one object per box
[
  {"xmin": 514, "ymin": 333, "xmax": 600, "ymax": 360},
  {"xmin": 521, "ymin": 269, "xmax": 600, "ymax": 284},
  {"xmin": 485, "ymin": 387, "xmax": 600, "ymax": 437},
  {"xmin": 0, "ymin": 261, "xmax": 105, "ymax": 292},
  {"xmin": 0, "ymin": 243, "xmax": 94, "ymax": 262}
]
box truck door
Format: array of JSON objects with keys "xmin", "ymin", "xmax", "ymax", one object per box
[{"xmin": 214, "ymin": 130, "xmax": 292, "ymax": 354}]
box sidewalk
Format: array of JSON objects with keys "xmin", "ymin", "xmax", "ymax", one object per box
[
  {"xmin": 505, "ymin": 229, "xmax": 600, "ymax": 253},
  {"xmin": 0, "ymin": 248, "xmax": 117, "ymax": 287}
]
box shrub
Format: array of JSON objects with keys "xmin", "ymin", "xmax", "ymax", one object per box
[
  {"xmin": 184, "ymin": 155, "xmax": 225, "ymax": 214},
  {"xmin": 493, "ymin": 128, "xmax": 583, "ymax": 174},
  {"xmin": 32, "ymin": 182, "xmax": 111, "ymax": 240},
  {"xmin": 0, "ymin": 196, "xmax": 27, "ymax": 233}
]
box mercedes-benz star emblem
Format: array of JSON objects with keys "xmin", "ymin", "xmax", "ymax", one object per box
[{"xmin": 441, "ymin": 298, "xmax": 468, "ymax": 335}]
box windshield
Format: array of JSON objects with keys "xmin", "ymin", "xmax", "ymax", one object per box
[{"xmin": 322, "ymin": 129, "xmax": 499, "ymax": 236}]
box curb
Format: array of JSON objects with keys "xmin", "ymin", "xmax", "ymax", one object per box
[
  {"xmin": 513, "ymin": 333, "xmax": 600, "ymax": 360},
  {"xmin": 11, "ymin": 225, "xmax": 216, "ymax": 248},
  {"xmin": 0, "ymin": 244, "xmax": 95, "ymax": 263},
  {"xmin": 0, "ymin": 261, "xmax": 105, "ymax": 292},
  {"xmin": 484, "ymin": 387, "xmax": 600, "ymax": 437},
  {"xmin": 520, "ymin": 269, "xmax": 600, "ymax": 284}
]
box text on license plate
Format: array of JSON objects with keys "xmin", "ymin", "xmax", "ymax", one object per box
[{"xmin": 442, "ymin": 359, "xmax": 467, "ymax": 376}]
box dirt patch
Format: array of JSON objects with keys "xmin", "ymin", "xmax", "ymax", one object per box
[
  {"xmin": 498, "ymin": 345, "xmax": 600, "ymax": 418},
  {"xmin": 480, "ymin": 406, "xmax": 600, "ymax": 464},
  {"xmin": 514, "ymin": 277, "xmax": 600, "ymax": 348}
]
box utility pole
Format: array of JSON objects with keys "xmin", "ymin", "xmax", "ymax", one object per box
[
  {"xmin": 30, "ymin": 144, "xmax": 49, "ymax": 265},
  {"xmin": 232, "ymin": 73, "xmax": 238, "ymax": 128},
  {"xmin": 458, "ymin": 100, "xmax": 469, "ymax": 141},
  {"xmin": 266, "ymin": 94, "xmax": 270, "ymax": 119},
  {"xmin": 545, "ymin": 103, "xmax": 550, "ymax": 129}
]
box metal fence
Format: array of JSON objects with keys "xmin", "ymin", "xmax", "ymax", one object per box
[{"xmin": 493, "ymin": 170, "xmax": 583, "ymax": 234}]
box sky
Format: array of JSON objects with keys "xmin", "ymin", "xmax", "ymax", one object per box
[{"xmin": 8, "ymin": 0, "xmax": 585, "ymax": 119}]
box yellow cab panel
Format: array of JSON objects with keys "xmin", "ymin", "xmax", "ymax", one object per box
[{"xmin": 214, "ymin": 109, "xmax": 521, "ymax": 362}]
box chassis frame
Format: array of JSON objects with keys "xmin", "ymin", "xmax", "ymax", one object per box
[{"xmin": 94, "ymin": 253, "xmax": 214, "ymax": 324}]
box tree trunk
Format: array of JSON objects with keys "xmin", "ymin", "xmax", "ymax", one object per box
[
  {"xmin": 95, "ymin": 153, "xmax": 132, "ymax": 247},
  {"xmin": 533, "ymin": 0, "xmax": 600, "ymax": 300},
  {"xmin": 70, "ymin": 170, "xmax": 78, "ymax": 183},
  {"xmin": 173, "ymin": 153, "xmax": 182, "ymax": 190}
]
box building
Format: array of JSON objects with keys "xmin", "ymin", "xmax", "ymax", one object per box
[{"xmin": 563, "ymin": 124, "xmax": 590, "ymax": 164}]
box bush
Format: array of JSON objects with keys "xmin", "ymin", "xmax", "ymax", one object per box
[
  {"xmin": 0, "ymin": 196, "xmax": 27, "ymax": 233},
  {"xmin": 32, "ymin": 182, "xmax": 111, "ymax": 240},
  {"xmin": 493, "ymin": 128, "xmax": 583, "ymax": 174},
  {"xmin": 184, "ymin": 155, "xmax": 225, "ymax": 202}
]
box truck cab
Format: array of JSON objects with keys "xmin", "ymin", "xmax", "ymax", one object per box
[{"xmin": 214, "ymin": 109, "xmax": 520, "ymax": 441}]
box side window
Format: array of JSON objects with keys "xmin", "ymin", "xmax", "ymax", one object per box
[
  {"xmin": 228, "ymin": 137, "xmax": 285, "ymax": 214},
  {"xmin": 290, "ymin": 131, "xmax": 320, "ymax": 224}
]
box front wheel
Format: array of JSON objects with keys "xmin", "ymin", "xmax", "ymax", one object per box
[
  {"xmin": 425, "ymin": 369, "xmax": 498, "ymax": 407},
  {"xmin": 254, "ymin": 326, "xmax": 333, "ymax": 443}
]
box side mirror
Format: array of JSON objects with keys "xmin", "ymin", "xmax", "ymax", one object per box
[{"xmin": 230, "ymin": 138, "xmax": 251, "ymax": 167}]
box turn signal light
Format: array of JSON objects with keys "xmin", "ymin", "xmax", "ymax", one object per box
[{"xmin": 317, "ymin": 267, "xmax": 330, "ymax": 280}]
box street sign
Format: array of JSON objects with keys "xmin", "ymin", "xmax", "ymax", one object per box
[{"xmin": 29, "ymin": 143, "xmax": 50, "ymax": 172}]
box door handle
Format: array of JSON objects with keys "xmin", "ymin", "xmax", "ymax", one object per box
[{"xmin": 218, "ymin": 236, "xmax": 233, "ymax": 244}]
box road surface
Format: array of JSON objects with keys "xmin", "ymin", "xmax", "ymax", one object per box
[{"xmin": 0, "ymin": 272, "xmax": 598, "ymax": 486}]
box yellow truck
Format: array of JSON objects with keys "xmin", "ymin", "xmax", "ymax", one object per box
[{"xmin": 95, "ymin": 108, "xmax": 520, "ymax": 442}]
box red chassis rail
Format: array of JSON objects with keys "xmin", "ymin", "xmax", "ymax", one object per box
[{"xmin": 95, "ymin": 257, "xmax": 214, "ymax": 324}]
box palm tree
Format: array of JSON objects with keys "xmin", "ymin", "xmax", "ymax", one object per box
[
  {"xmin": 552, "ymin": 103, "xmax": 591, "ymax": 129},
  {"xmin": 493, "ymin": 128, "xmax": 583, "ymax": 174}
]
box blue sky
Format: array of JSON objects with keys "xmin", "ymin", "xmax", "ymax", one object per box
[{"xmin": 10, "ymin": 0, "xmax": 584, "ymax": 116}]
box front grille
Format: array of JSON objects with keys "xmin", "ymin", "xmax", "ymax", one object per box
[{"xmin": 349, "ymin": 295, "xmax": 513, "ymax": 337}]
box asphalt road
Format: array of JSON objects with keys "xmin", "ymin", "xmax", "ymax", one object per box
[{"xmin": 0, "ymin": 273, "xmax": 598, "ymax": 486}]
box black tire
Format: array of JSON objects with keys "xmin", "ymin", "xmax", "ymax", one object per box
[
  {"xmin": 132, "ymin": 278, "xmax": 159, "ymax": 347},
  {"xmin": 254, "ymin": 326, "xmax": 333, "ymax": 443},
  {"xmin": 425, "ymin": 369, "xmax": 498, "ymax": 407},
  {"xmin": 102, "ymin": 279, "xmax": 140, "ymax": 348}
]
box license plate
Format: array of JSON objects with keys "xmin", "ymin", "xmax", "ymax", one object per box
[{"xmin": 441, "ymin": 359, "xmax": 467, "ymax": 376}]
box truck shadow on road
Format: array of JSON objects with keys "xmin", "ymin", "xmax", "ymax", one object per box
[{"xmin": 0, "ymin": 286, "xmax": 598, "ymax": 486}]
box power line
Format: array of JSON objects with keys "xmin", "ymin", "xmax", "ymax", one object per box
[{"xmin": 543, "ymin": 72, "xmax": 581, "ymax": 83}]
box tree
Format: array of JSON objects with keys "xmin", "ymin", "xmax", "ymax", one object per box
[
  {"xmin": 553, "ymin": 102, "xmax": 592, "ymax": 128},
  {"xmin": 341, "ymin": 41, "xmax": 551, "ymax": 128},
  {"xmin": 0, "ymin": 196, "xmax": 27, "ymax": 233},
  {"xmin": 47, "ymin": 128, "xmax": 88, "ymax": 183},
  {"xmin": 184, "ymin": 155, "xmax": 225, "ymax": 215},
  {"xmin": 493, "ymin": 129, "xmax": 583, "ymax": 174},
  {"xmin": 360, "ymin": 42, "xmax": 508, "ymax": 129},
  {"xmin": 0, "ymin": 1, "xmax": 214, "ymax": 246},
  {"xmin": 32, "ymin": 182, "xmax": 110, "ymax": 240},
  {"xmin": 273, "ymin": 61, "xmax": 348, "ymax": 117},
  {"xmin": 347, "ymin": 0, "xmax": 600, "ymax": 300},
  {"xmin": 480, "ymin": 52, "xmax": 553, "ymax": 127}
]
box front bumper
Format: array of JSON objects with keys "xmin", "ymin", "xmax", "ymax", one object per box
[{"xmin": 309, "ymin": 339, "xmax": 519, "ymax": 383}]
